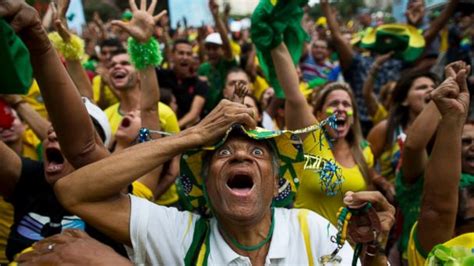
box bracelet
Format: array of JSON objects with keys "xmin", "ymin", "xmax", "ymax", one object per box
[
  {"xmin": 127, "ymin": 37, "xmax": 163, "ymax": 70},
  {"xmin": 138, "ymin": 128, "xmax": 173, "ymax": 143},
  {"xmin": 48, "ymin": 32, "xmax": 85, "ymax": 60}
]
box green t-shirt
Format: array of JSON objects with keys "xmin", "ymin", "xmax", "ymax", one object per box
[{"xmin": 198, "ymin": 59, "xmax": 237, "ymax": 114}]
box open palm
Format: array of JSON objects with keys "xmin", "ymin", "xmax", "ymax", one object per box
[{"xmin": 112, "ymin": 0, "xmax": 166, "ymax": 43}]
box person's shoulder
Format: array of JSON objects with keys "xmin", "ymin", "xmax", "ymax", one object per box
[
  {"xmin": 20, "ymin": 157, "xmax": 44, "ymax": 173},
  {"xmin": 158, "ymin": 102, "xmax": 176, "ymax": 117},
  {"xmin": 129, "ymin": 194, "xmax": 198, "ymax": 221},
  {"xmin": 369, "ymin": 119, "xmax": 388, "ymax": 136},
  {"xmin": 13, "ymin": 158, "xmax": 46, "ymax": 198},
  {"xmin": 92, "ymin": 75, "xmax": 101, "ymax": 83},
  {"xmin": 198, "ymin": 63, "xmax": 211, "ymax": 73},
  {"xmin": 104, "ymin": 103, "xmax": 119, "ymax": 116},
  {"xmin": 220, "ymin": 58, "xmax": 237, "ymax": 68},
  {"xmin": 157, "ymin": 102, "xmax": 180, "ymax": 133},
  {"xmin": 157, "ymin": 68, "xmax": 174, "ymax": 78}
]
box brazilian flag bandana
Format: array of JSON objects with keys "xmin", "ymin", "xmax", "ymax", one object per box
[{"xmin": 251, "ymin": 0, "xmax": 309, "ymax": 99}]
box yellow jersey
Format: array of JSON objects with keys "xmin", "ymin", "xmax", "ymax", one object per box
[
  {"xmin": 104, "ymin": 102, "xmax": 180, "ymax": 136},
  {"xmin": 372, "ymin": 104, "xmax": 388, "ymax": 126},
  {"xmin": 22, "ymin": 80, "xmax": 47, "ymax": 119},
  {"xmin": 408, "ymin": 222, "xmax": 474, "ymax": 265},
  {"xmin": 294, "ymin": 130, "xmax": 374, "ymax": 226},
  {"xmin": 92, "ymin": 75, "xmax": 119, "ymax": 109}
]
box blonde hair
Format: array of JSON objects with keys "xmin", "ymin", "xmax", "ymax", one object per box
[{"xmin": 313, "ymin": 82, "xmax": 372, "ymax": 186}]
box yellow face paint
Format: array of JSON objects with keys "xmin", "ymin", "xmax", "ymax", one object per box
[
  {"xmin": 326, "ymin": 107, "xmax": 353, "ymax": 116},
  {"xmin": 326, "ymin": 107, "xmax": 335, "ymax": 115},
  {"xmin": 346, "ymin": 108, "xmax": 353, "ymax": 116}
]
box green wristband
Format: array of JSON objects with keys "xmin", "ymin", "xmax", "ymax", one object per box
[{"xmin": 127, "ymin": 37, "xmax": 163, "ymax": 70}]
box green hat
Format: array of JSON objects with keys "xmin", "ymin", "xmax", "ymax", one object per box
[
  {"xmin": 360, "ymin": 24, "xmax": 425, "ymax": 62},
  {"xmin": 177, "ymin": 125, "xmax": 307, "ymax": 214},
  {"xmin": 0, "ymin": 19, "xmax": 33, "ymax": 94}
]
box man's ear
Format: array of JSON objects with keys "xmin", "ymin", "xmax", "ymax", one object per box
[{"xmin": 273, "ymin": 176, "xmax": 279, "ymax": 198}]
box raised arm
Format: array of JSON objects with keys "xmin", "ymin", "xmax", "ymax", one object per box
[
  {"xmin": 0, "ymin": 140, "xmax": 22, "ymax": 198},
  {"xmin": 51, "ymin": 0, "xmax": 93, "ymax": 99},
  {"xmin": 1, "ymin": 0, "xmax": 109, "ymax": 168},
  {"xmin": 1, "ymin": 94, "xmax": 50, "ymax": 140},
  {"xmin": 363, "ymin": 53, "xmax": 393, "ymax": 119},
  {"xmin": 111, "ymin": 0, "xmax": 167, "ymax": 197},
  {"xmin": 417, "ymin": 63, "xmax": 470, "ymax": 253},
  {"xmin": 271, "ymin": 43, "xmax": 316, "ymax": 134},
  {"xmin": 54, "ymin": 99, "xmax": 256, "ymax": 244},
  {"xmin": 178, "ymin": 96, "xmax": 206, "ymax": 128},
  {"xmin": 403, "ymin": 63, "xmax": 467, "ymax": 184},
  {"xmin": 209, "ymin": 0, "xmax": 233, "ymax": 60},
  {"xmin": 320, "ymin": 0, "xmax": 354, "ymax": 70},
  {"xmin": 401, "ymin": 102, "xmax": 439, "ymax": 183},
  {"xmin": 423, "ymin": 0, "xmax": 459, "ymax": 47}
]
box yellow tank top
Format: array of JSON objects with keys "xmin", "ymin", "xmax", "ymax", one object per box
[{"xmin": 294, "ymin": 130, "xmax": 374, "ymax": 226}]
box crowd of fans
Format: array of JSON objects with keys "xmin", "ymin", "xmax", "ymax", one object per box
[{"xmin": 0, "ymin": 0, "xmax": 473, "ymax": 265}]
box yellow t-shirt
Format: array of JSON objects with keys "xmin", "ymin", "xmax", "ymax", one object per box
[
  {"xmin": 131, "ymin": 181, "xmax": 154, "ymax": 201},
  {"xmin": 104, "ymin": 102, "xmax": 180, "ymax": 135},
  {"xmin": 21, "ymin": 128, "xmax": 42, "ymax": 161},
  {"xmin": 372, "ymin": 104, "xmax": 388, "ymax": 126},
  {"xmin": 105, "ymin": 102, "xmax": 180, "ymax": 205},
  {"xmin": 408, "ymin": 222, "xmax": 474, "ymax": 265},
  {"xmin": 130, "ymin": 168, "xmax": 179, "ymax": 206},
  {"xmin": 92, "ymin": 76, "xmax": 119, "ymax": 108},
  {"xmin": 0, "ymin": 198, "xmax": 13, "ymax": 264},
  {"xmin": 294, "ymin": 130, "xmax": 374, "ymax": 226},
  {"xmin": 380, "ymin": 126, "xmax": 404, "ymax": 184},
  {"xmin": 252, "ymin": 75, "xmax": 271, "ymax": 101},
  {"xmin": 22, "ymin": 80, "xmax": 48, "ymax": 119},
  {"xmin": 230, "ymin": 39, "xmax": 241, "ymax": 58}
]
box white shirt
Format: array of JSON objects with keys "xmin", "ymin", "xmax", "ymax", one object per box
[{"xmin": 126, "ymin": 195, "xmax": 356, "ymax": 265}]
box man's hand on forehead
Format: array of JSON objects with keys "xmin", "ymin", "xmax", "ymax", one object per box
[{"xmin": 190, "ymin": 100, "xmax": 257, "ymax": 147}]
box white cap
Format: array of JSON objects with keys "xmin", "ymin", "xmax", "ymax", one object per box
[
  {"xmin": 82, "ymin": 97, "xmax": 112, "ymax": 147},
  {"xmin": 204, "ymin": 32, "xmax": 223, "ymax": 45}
]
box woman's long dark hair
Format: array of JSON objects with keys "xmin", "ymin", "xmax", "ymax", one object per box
[{"xmin": 385, "ymin": 70, "xmax": 439, "ymax": 149}]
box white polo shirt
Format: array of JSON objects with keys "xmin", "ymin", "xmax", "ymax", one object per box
[{"xmin": 126, "ymin": 195, "xmax": 356, "ymax": 265}]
